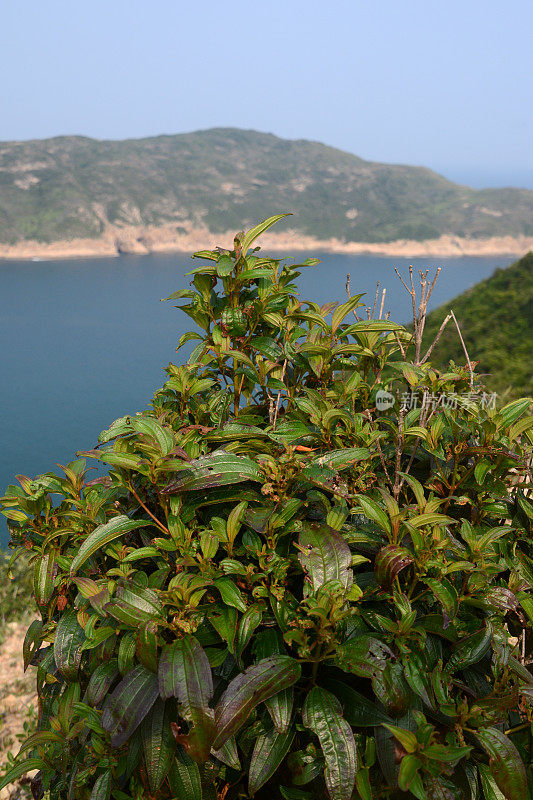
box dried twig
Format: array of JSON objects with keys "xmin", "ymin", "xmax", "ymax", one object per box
[
  {"xmin": 370, "ymin": 282, "xmax": 380, "ymax": 319},
  {"xmin": 394, "ymin": 265, "xmax": 442, "ymax": 364},
  {"xmin": 421, "ymin": 313, "xmax": 452, "ymax": 364},
  {"xmin": 450, "ymin": 309, "xmax": 474, "ymax": 389},
  {"xmin": 379, "ymin": 288, "xmax": 386, "ymax": 320},
  {"xmin": 345, "ymin": 273, "xmax": 362, "ymax": 320},
  {"xmin": 394, "ymin": 332, "xmax": 406, "ymax": 359},
  {"xmin": 272, "ymin": 359, "xmax": 288, "ymax": 428}
]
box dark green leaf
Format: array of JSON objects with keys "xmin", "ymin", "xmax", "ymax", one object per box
[
  {"xmin": 167, "ymin": 747, "xmax": 202, "ymax": 800},
  {"xmin": 70, "ymin": 516, "xmax": 151, "ymax": 574},
  {"xmin": 142, "ymin": 698, "xmax": 176, "ymax": 793},
  {"xmin": 446, "ymin": 624, "xmax": 492, "ymax": 673},
  {"xmin": 163, "ymin": 452, "xmax": 261, "ymax": 493},
  {"xmin": 475, "ymin": 727, "xmax": 527, "ymax": 800},
  {"xmin": 249, "ymin": 727, "xmax": 295, "ymax": 794},
  {"xmin": 374, "ymin": 544, "xmax": 413, "ymax": 589},
  {"xmin": 322, "ymin": 678, "xmax": 392, "ymax": 726},
  {"xmin": 101, "ymin": 664, "xmax": 159, "ymax": 747},
  {"xmin": 87, "ymin": 661, "xmax": 120, "ymax": 707},
  {"xmin": 0, "ymin": 759, "xmax": 48, "ymax": 793},
  {"xmin": 53, "ymin": 609, "xmax": 85, "ymax": 681},
  {"xmin": 298, "ymin": 524, "xmax": 353, "ymax": 592},
  {"xmin": 89, "ymin": 771, "xmax": 111, "ymax": 800},
  {"xmin": 335, "ymin": 636, "xmax": 394, "ymax": 678},
  {"xmin": 213, "ymin": 656, "xmax": 301, "ymax": 749},
  {"xmin": 158, "ymin": 636, "xmax": 215, "ymax": 762},
  {"xmin": 302, "ymin": 687, "xmax": 357, "ymax": 800}
]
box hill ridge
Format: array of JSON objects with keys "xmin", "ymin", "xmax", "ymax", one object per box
[{"xmin": 0, "ymin": 127, "xmax": 532, "ymax": 259}]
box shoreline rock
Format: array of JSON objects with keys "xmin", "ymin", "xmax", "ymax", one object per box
[{"xmin": 0, "ymin": 223, "xmax": 532, "ymax": 262}]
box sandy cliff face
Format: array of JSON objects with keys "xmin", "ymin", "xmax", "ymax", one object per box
[{"xmin": 0, "ymin": 222, "xmax": 532, "ymax": 261}]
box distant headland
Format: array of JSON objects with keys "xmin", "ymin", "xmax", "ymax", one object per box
[{"xmin": 1, "ymin": 128, "xmax": 532, "ymax": 260}]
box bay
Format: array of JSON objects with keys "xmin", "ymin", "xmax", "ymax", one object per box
[{"xmin": 0, "ymin": 250, "xmax": 512, "ymax": 545}]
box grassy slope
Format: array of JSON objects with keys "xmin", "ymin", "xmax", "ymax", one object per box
[
  {"xmin": 422, "ymin": 252, "xmax": 533, "ymax": 399},
  {"xmin": 0, "ymin": 128, "xmax": 532, "ymax": 244}
]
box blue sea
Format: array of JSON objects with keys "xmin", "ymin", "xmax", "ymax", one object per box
[{"xmin": 0, "ymin": 251, "xmax": 513, "ymax": 546}]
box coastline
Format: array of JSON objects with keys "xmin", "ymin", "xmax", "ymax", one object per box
[{"xmin": 1, "ymin": 223, "xmax": 532, "ymax": 261}]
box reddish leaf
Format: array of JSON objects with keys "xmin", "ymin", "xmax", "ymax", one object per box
[{"xmin": 375, "ymin": 545, "xmax": 413, "ymax": 589}]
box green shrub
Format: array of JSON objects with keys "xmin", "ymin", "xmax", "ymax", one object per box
[
  {"xmin": 1, "ymin": 215, "xmax": 533, "ymax": 800},
  {"xmin": 0, "ymin": 549, "xmax": 33, "ymax": 640}
]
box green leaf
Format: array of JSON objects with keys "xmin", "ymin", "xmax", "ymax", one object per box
[
  {"xmin": 129, "ymin": 415, "xmax": 175, "ymax": 456},
  {"xmin": 70, "ymin": 516, "xmax": 152, "ymax": 575},
  {"xmin": 398, "ymin": 754, "xmax": 421, "ymax": 792},
  {"xmin": 495, "ymin": 397, "xmax": 532, "ymax": 430},
  {"xmin": 446, "ymin": 624, "xmax": 492, "ymax": 673},
  {"xmin": 343, "ymin": 320, "xmax": 404, "ymax": 335},
  {"xmin": 163, "ymin": 452, "xmax": 261, "ymax": 493},
  {"xmin": 136, "ymin": 620, "xmax": 159, "ymax": 673},
  {"xmin": 158, "ymin": 636, "xmax": 215, "ymax": 762},
  {"xmin": 101, "ymin": 664, "xmax": 159, "ymax": 747},
  {"xmin": 302, "ymin": 687, "xmax": 357, "ymax": 800},
  {"xmin": 240, "ymin": 213, "xmax": 291, "ymax": 255},
  {"xmin": 216, "ymin": 253, "xmax": 234, "ymax": 276},
  {"xmin": 475, "ymin": 727, "xmax": 527, "ymax": 800},
  {"xmin": 167, "ymin": 748, "xmax": 202, "ymax": 800},
  {"xmin": 249, "ymin": 727, "xmax": 295, "ymax": 794},
  {"xmin": 53, "ymin": 608, "xmax": 85, "ymax": 681},
  {"xmin": 311, "ymin": 448, "xmax": 371, "ymax": 470},
  {"xmin": 382, "ymin": 724, "xmax": 418, "ymax": 753},
  {"xmin": 208, "ymin": 606, "xmax": 238, "ymax": 654},
  {"xmin": 298, "ymin": 524, "xmax": 353, "ymax": 592},
  {"xmin": 253, "ymin": 336, "xmax": 284, "ymax": 361},
  {"xmin": 374, "ymin": 544, "xmax": 414, "ymax": 589},
  {"xmin": 213, "ymin": 656, "xmax": 301, "ymax": 749},
  {"xmin": 33, "ymin": 549, "xmax": 56, "ymax": 606},
  {"xmin": 423, "ymin": 577, "xmax": 458, "ymax": 618},
  {"xmin": 105, "ymin": 582, "xmax": 164, "ymax": 626},
  {"xmin": 236, "ymin": 603, "xmax": 263, "ymax": 661},
  {"xmin": 406, "ymin": 513, "xmax": 454, "ymax": 529},
  {"xmin": 352, "ymin": 495, "xmax": 391, "ymax": 533},
  {"xmin": 23, "ymin": 619, "xmax": 43, "ymax": 670},
  {"xmin": 322, "ymin": 678, "xmax": 392, "ymax": 727},
  {"xmin": 254, "ymin": 630, "xmax": 294, "ymax": 733},
  {"xmin": 331, "ymin": 295, "xmax": 365, "ymax": 332},
  {"xmin": 141, "ymin": 698, "xmax": 176, "ymax": 793},
  {"xmin": 90, "ymin": 771, "xmax": 112, "ymax": 800},
  {"xmin": 213, "ymin": 576, "xmax": 247, "ymax": 612},
  {"xmin": 0, "ymin": 758, "xmax": 48, "ymax": 793},
  {"xmin": 334, "ymin": 636, "xmax": 393, "ymax": 679},
  {"xmin": 212, "ymin": 737, "xmax": 241, "ymax": 770},
  {"xmin": 87, "ymin": 661, "xmax": 120, "ymax": 706}
]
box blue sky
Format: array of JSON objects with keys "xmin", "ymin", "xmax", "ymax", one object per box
[{"xmin": 1, "ymin": 0, "xmax": 532, "ymax": 187}]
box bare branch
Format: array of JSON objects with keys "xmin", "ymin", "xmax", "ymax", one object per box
[
  {"xmin": 421, "ymin": 313, "xmax": 452, "ymax": 364},
  {"xmin": 394, "ymin": 332, "xmax": 406, "ymax": 358},
  {"xmin": 272, "ymin": 359, "xmax": 288, "ymax": 428},
  {"xmin": 450, "ymin": 309, "xmax": 474, "ymax": 389},
  {"xmin": 371, "ymin": 282, "xmax": 380, "ymax": 319},
  {"xmin": 379, "ymin": 288, "xmax": 386, "ymax": 320},
  {"xmin": 345, "ymin": 273, "xmax": 362, "ymax": 320}
]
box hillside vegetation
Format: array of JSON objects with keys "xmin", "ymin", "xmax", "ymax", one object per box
[
  {"xmin": 0, "ymin": 128, "xmax": 532, "ymax": 245},
  {"xmin": 422, "ymin": 251, "xmax": 533, "ymax": 399}
]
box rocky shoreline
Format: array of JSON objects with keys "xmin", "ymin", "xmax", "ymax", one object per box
[{"xmin": 1, "ymin": 223, "xmax": 532, "ymax": 261}]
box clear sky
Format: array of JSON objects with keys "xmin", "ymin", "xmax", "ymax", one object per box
[{"xmin": 1, "ymin": 0, "xmax": 532, "ymax": 187}]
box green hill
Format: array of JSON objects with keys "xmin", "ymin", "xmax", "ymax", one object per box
[
  {"xmin": 422, "ymin": 252, "xmax": 533, "ymax": 399},
  {"xmin": 0, "ymin": 128, "xmax": 532, "ymax": 245}
]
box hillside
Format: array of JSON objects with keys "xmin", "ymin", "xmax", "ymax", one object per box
[
  {"xmin": 0, "ymin": 128, "xmax": 532, "ymax": 257},
  {"xmin": 422, "ymin": 251, "xmax": 533, "ymax": 399}
]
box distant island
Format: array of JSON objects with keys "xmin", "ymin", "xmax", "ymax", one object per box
[{"xmin": 0, "ymin": 127, "xmax": 532, "ymax": 259}]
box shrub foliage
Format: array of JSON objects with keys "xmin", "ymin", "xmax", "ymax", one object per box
[{"xmin": 2, "ymin": 215, "xmax": 533, "ymax": 800}]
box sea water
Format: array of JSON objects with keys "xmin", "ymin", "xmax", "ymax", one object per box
[{"xmin": 0, "ymin": 251, "xmax": 513, "ymax": 545}]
